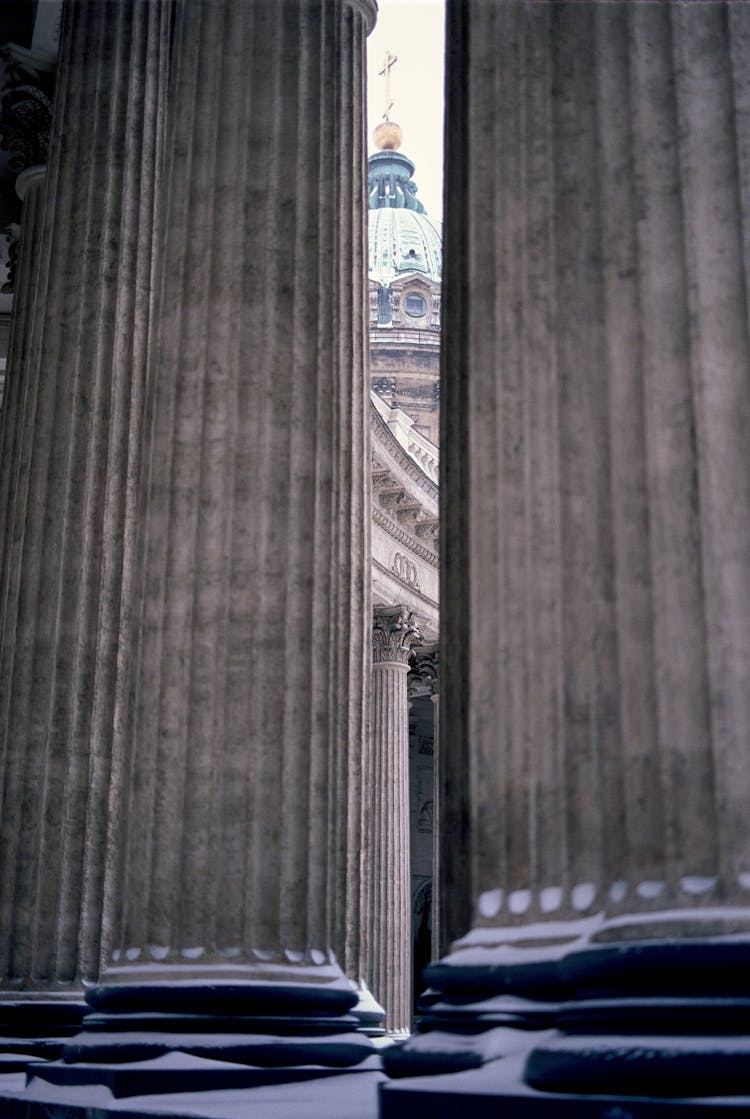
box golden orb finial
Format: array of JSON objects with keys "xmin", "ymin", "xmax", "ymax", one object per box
[{"xmin": 373, "ymin": 119, "xmax": 403, "ymax": 151}]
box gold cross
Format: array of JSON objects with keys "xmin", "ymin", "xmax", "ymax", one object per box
[{"xmin": 378, "ymin": 49, "xmax": 398, "ymax": 121}]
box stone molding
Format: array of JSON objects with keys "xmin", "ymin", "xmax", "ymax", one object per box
[
  {"xmin": 371, "ymin": 506, "xmax": 439, "ymax": 567},
  {"xmin": 371, "ymin": 404, "xmax": 439, "ymax": 504}
]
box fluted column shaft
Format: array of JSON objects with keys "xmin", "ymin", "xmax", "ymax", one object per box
[
  {"xmin": 441, "ymin": 0, "xmax": 750, "ymax": 943},
  {"xmin": 0, "ymin": 0, "xmax": 169, "ymax": 990},
  {"xmin": 369, "ymin": 606, "xmax": 420, "ymax": 1033},
  {"xmin": 102, "ymin": 0, "xmax": 374, "ymax": 988}
]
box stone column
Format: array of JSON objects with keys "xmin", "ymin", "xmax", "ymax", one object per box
[
  {"xmin": 383, "ymin": 0, "xmax": 750, "ymax": 1110},
  {"xmin": 0, "ymin": 0, "xmax": 169, "ymax": 1013},
  {"xmin": 13, "ymin": 0, "xmax": 379, "ymax": 1099},
  {"xmin": 370, "ymin": 605, "xmax": 421, "ymax": 1035},
  {"xmin": 408, "ymin": 643, "xmax": 440, "ymax": 962}
]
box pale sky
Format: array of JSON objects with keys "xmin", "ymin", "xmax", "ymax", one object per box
[{"xmin": 366, "ymin": 0, "xmax": 445, "ymax": 221}]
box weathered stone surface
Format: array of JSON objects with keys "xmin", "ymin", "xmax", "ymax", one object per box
[
  {"xmin": 99, "ymin": 0, "xmax": 376, "ymax": 999},
  {"xmin": 367, "ymin": 606, "xmax": 422, "ymax": 1033},
  {"xmin": 384, "ymin": 0, "xmax": 750, "ymax": 1110},
  {"xmin": 438, "ymin": 0, "xmax": 750, "ymax": 947},
  {"xmin": 0, "ymin": 0, "xmax": 170, "ymax": 993}
]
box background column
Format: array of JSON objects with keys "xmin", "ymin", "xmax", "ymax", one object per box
[{"xmin": 370, "ymin": 605, "xmax": 421, "ymax": 1034}]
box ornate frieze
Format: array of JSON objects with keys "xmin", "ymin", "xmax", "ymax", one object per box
[
  {"xmin": 373, "ymin": 604, "xmax": 422, "ymax": 665},
  {"xmin": 391, "ymin": 551, "xmax": 419, "ymax": 588},
  {"xmin": 372, "ymin": 506, "xmax": 438, "ymax": 568}
]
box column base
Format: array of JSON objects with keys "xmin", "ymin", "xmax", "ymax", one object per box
[
  {"xmin": 0, "ymin": 997, "xmax": 88, "ymax": 1072},
  {"xmin": 381, "ymin": 934, "xmax": 750, "ymax": 1113},
  {"xmin": 351, "ymin": 982, "xmax": 388, "ymax": 1037},
  {"xmin": 13, "ymin": 973, "xmax": 379, "ymax": 1099}
]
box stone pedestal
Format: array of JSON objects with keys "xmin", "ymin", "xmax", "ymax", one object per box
[
  {"xmin": 370, "ymin": 605, "xmax": 422, "ymax": 1034},
  {"xmin": 382, "ymin": 0, "xmax": 750, "ymax": 1112}
]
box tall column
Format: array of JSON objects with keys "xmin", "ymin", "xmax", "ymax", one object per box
[
  {"xmin": 408, "ymin": 643, "xmax": 440, "ymax": 962},
  {"xmin": 13, "ymin": 0, "xmax": 379, "ymax": 1100},
  {"xmin": 383, "ymin": 0, "xmax": 750, "ymax": 1111},
  {"xmin": 0, "ymin": 0, "xmax": 169, "ymax": 1011},
  {"xmin": 370, "ymin": 605, "xmax": 421, "ymax": 1034}
]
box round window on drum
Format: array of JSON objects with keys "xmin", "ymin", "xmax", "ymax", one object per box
[{"xmin": 404, "ymin": 293, "xmax": 427, "ymax": 317}]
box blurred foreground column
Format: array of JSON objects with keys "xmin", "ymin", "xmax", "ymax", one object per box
[
  {"xmin": 0, "ymin": 0, "xmax": 169, "ymax": 1060},
  {"xmin": 6, "ymin": 0, "xmax": 377, "ymax": 1103},
  {"xmin": 382, "ymin": 1, "xmax": 750, "ymax": 1112}
]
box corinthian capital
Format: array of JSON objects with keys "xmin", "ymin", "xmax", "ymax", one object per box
[
  {"xmin": 373, "ymin": 604, "xmax": 422, "ymax": 665},
  {"xmin": 0, "ymin": 43, "xmax": 55, "ymax": 173},
  {"xmin": 408, "ymin": 642, "xmax": 439, "ymax": 698}
]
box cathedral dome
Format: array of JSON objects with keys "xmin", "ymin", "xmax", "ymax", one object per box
[
  {"xmin": 369, "ymin": 206, "xmax": 442, "ymax": 285},
  {"xmin": 367, "ymin": 147, "xmax": 441, "ymax": 285}
]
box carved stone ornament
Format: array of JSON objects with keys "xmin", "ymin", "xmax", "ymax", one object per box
[
  {"xmin": 372, "ymin": 376, "xmax": 397, "ymax": 399},
  {"xmin": 408, "ymin": 642, "xmax": 439, "ymax": 698},
  {"xmin": 0, "ymin": 43, "xmax": 55, "ymax": 292},
  {"xmin": 0, "ymin": 44, "xmax": 54, "ymax": 172},
  {"xmin": 372, "ymin": 604, "xmax": 422, "ymax": 664},
  {"xmin": 392, "ymin": 551, "xmax": 419, "ymax": 588}
]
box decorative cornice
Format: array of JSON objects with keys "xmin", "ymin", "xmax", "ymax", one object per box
[
  {"xmin": 371, "ymin": 505, "xmax": 438, "ymax": 567},
  {"xmin": 373, "ymin": 604, "xmax": 423, "ymax": 665},
  {"xmin": 370, "ymin": 402, "xmax": 438, "ymax": 503},
  {"xmin": 371, "ymin": 559, "xmax": 438, "ymax": 620}
]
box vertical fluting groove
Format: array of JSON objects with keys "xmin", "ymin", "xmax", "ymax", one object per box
[
  {"xmin": 498, "ymin": 1, "xmax": 525, "ymax": 899},
  {"xmin": 46, "ymin": 0, "xmax": 130, "ymax": 980},
  {"xmin": 468, "ymin": 0, "xmax": 502, "ymax": 902},
  {"xmin": 630, "ymin": 4, "xmax": 714, "ymax": 895},
  {"xmin": 0, "ymin": 0, "xmax": 170, "ymax": 988},
  {"xmin": 215, "ymin": 2, "xmax": 253, "ymax": 957},
  {"xmin": 83, "ymin": 0, "xmax": 169, "ymax": 981},
  {"xmin": 728, "ymin": 5, "xmax": 750, "ymax": 333},
  {"xmin": 593, "ymin": 3, "xmax": 657, "ymax": 907},
  {"xmin": 552, "ymin": 4, "xmax": 600, "ymax": 903},
  {"xmin": 439, "ymin": 0, "xmax": 472, "ymax": 952},
  {"xmin": 351, "ymin": 4, "xmax": 372, "ymax": 985},
  {"xmin": 181, "ymin": 0, "xmax": 234, "ymax": 953}
]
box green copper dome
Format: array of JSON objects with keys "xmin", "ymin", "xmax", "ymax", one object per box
[{"xmin": 368, "ymin": 149, "xmax": 442, "ymax": 285}]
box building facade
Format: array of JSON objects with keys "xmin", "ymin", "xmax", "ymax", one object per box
[
  {"xmin": 366, "ymin": 127, "xmax": 441, "ymax": 1031},
  {"xmin": 1, "ymin": 1, "xmax": 750, "ymax": 1117}
]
